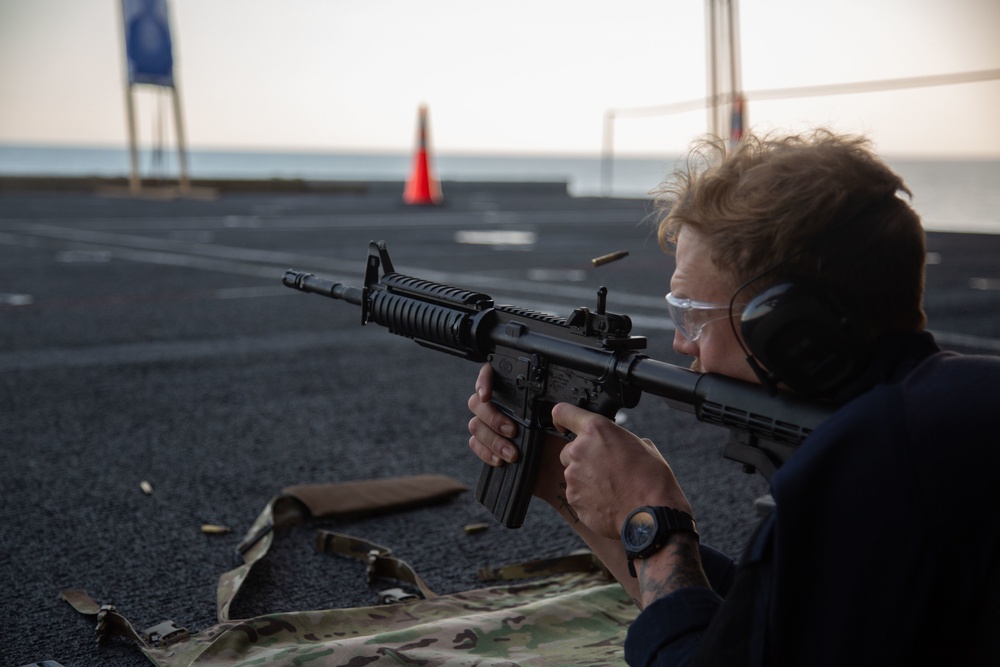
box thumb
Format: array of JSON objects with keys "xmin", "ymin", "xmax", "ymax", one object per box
[{"xmin": 550, "ymin": 402, "xmax": 592, "ymax": 437}]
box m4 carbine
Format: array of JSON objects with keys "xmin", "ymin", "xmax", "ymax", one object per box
[{"xmin": 283, "ymin": 241, "xmax": 833, "ymax": 529}]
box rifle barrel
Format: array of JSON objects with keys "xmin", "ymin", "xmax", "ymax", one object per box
[{"xmin": 283, "ymin": 270, "xmax": 364, "ymax": 305}]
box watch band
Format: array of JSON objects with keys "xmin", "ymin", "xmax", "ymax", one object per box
[
  {"xmin": 622, "ymin": 506, "xmax": 698, "ymax": 577},
  {"xmin": 652, "ymin": 506, "xmax": 698, "ymax": 536}
]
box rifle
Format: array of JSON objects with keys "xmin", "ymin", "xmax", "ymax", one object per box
[{"xmin": 283, "ymin": 241, "xmax": 833, "ymax": 529}]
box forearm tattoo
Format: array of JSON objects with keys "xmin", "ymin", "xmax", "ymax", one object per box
[{"xmin": 637, "ymin": 536, "xmax": 704, "ymax": 608}]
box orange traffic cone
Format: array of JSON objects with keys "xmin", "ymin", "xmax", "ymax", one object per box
[{"xmin": 403, "ymin": 105, "xmax": 443, "ymax": 205}]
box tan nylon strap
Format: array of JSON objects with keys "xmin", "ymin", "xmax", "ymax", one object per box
[
  {"xmin": 283, "ymin": 474, "xmax": 468, "ymax": 518},
  {"xmin": 315, "ymin": 530, "xmax": 439, "ymax": 599},
  {"xmin": 60, "ymin": 474, "xmax": 612, "ymax": 653},
  {"xmin": 218, "ymin": 475, "xmax": 466, "ymax": 621},
  {"xmin": 60, "ymin": 588, "xmax": 190, "ymax": 649}
]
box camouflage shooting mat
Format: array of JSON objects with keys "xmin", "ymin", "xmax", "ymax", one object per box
[{"xmin": 141, "ymin": 570, "xmax": 635, "ymax": 666}]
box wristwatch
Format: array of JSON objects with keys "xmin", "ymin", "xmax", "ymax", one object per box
[{"xmin": 621, "ymin": 506, "xmax": 698, "ymax": 577}]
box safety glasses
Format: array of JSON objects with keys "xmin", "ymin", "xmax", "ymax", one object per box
[{"xmin": 664, "ymin": 292, "xmax": 735, "ymax": 342}]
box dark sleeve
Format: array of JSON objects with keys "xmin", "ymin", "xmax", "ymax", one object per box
[
  {"xmin": 699, "ymin": 542, "xmax": 737, "ymax": 596},
  {"xmin": 624, "ymin": 586, "xmax": 724, "ymax": 667}
]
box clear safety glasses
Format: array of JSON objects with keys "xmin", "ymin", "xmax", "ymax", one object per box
[{"xmin": 664, "ymin": 292, "xmax": 735, "ymax": 342}]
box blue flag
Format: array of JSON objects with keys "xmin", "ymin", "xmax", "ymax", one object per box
[{"xmin": 122, "ymin": 0, "xmax": 174, "ymax": 87}]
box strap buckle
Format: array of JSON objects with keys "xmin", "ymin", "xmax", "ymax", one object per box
[
  {"xmin": 378, "ymin": 587, "xmax": 420, "ymax": 604},
  {"xmin": 365, "ymin": 548, "xmax": 385, "ymax": 584},
  {"xmin": 143, "ymin": 620, "xmax": 190, "ymax": 648},
  {"xmin": 94, "ymin": 604, "xmax": 116, "ymax": 643}
]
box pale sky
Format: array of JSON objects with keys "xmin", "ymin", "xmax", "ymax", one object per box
[{"xmin": 1, "ymin": 0, "xmax": 999, "ymax": 158}]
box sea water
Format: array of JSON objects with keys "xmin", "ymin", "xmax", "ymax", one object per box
[{"xmin": 1, "ymin": 143, "xmax": 998, "ymax": 234}]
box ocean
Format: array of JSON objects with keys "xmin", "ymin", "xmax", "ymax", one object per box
[{"xmin": 1, "ymin": 143, "xmax": 998, "ymax": 235}]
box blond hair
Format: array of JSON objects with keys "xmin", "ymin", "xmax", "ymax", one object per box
[{"xmin": 655, "ymin": 130, "xmax": 927, "ymax": 334}]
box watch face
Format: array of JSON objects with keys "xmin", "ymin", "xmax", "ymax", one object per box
[{"xmin": 622, "ymin": 509, "xmax": 656, "ymax": 551}]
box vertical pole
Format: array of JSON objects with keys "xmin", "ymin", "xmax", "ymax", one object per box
[
  {"xmin": 726, "ymin": 0, "xmax": 745, "ymax": 146},
  {"xmin": 727, "ymin": 0, "xmax": 738, "ymax": 97},
  {"xmin": 171, "ymin": 84, "xmax": 191, "ymax": 194},
  {"xmin": 731, "ymin": 0, "xmax": 742, "ymax": 94},
  {"xmin": 601, "ymin": 111, "xmax": 614, "ymax": 197},
  {"xmin": 125, "ymin": 84, "xmax": 141, "ymax": 194},
  {"xmin": 706, "ymin": 0, "xmax": 719, "ymax": 137},
  {"xmin": 120, "ymin": 0, "xmax": 140, "ymax": 194}
]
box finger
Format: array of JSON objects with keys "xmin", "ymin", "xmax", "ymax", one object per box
[
  {"xmin": 468, "ymin": 416, "xmax": 519, "ymax": 464},
  {"xmin": 472, "ymin": 364, "xmax": 516, "ymax": 435},
  {"xmin": 550, "ymin": 402, "xmax": 594, "ymax": 438},
  {"xmin": 469, "ymin": 434, "xmax": 505, "ymax": 467},
  {"xmin": 468, "ymin": 390, "xmax": 517, "ymax": 438},
  {"xmin": 558, "ymin": 436, "xmax": 575, "ymax": 469},
  {"xmin": 475, "ymin": 363, "xmax": 493, "ymax": 403},
  {"xmin": 468, "ymin": 432, "xmax": 517, "ymax": 467}
]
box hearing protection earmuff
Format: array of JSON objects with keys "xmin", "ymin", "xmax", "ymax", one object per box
[{"xmin": 737, "ymin": 280, "xmax": 874, "ymax": 399}]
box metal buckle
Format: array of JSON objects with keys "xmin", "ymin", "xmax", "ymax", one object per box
[
  {"xmin": 143, "ymin": 620, "xmax": 190, "ymax": 648},
  {"xmin": 378, "ymin": 587, "xmax": 419, "ymax": 605},
  {"xmin": 94, "ymin": 604, "xmax": 116, "ymax": 643},
  {"xmin": 365, "ymin": 549, "xmax": 382, "ymax": 583}
]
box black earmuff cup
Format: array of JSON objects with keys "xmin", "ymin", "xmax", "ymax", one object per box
[{"xmin": 740, "ymin": 282, "xmax": 872, "ymax": 398}]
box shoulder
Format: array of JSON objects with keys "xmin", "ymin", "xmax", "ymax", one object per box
[
  {"xmin": 777, "ymin": 350, "xmax": 1000, "ymax": 492},
  {"xmin": 905, "ymin": 350, "xmax": 1000, "ymax": 393},
  {"xmin": 896, "ymin": 352, "xmax": 1000, "ymax": 509},
  {"xmin": 902, "ymin": 352, "xmax": 1000, "ymax": 433},
  {"xmin": 826, "ymin": 350, "xmax": 1000, "ymax": 435}
]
